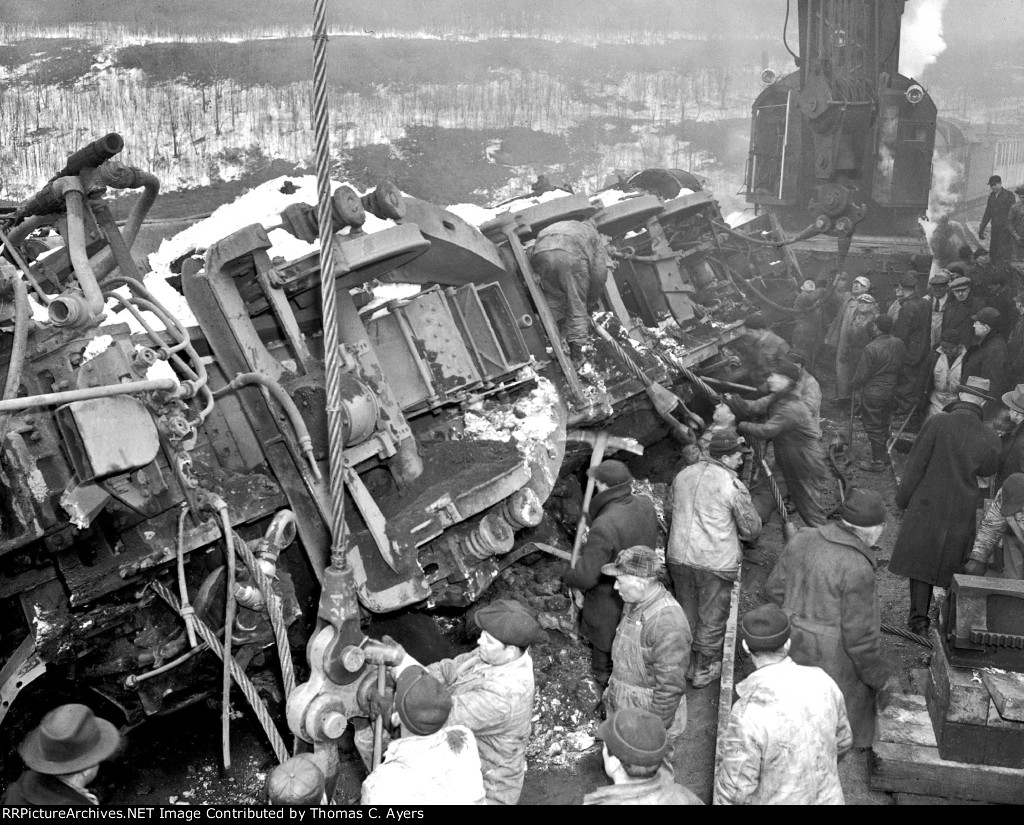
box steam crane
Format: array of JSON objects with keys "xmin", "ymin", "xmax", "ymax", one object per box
[{"xmin": 746, "ymin": 0, "xmax": 937, "ymax": 259}]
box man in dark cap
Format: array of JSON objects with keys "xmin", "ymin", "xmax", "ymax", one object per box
[
  {"xmin": 891, "ymin": 271, "xmax": 933, "ymax": 416},
  {"xmin": 267, "ymin": 754, "xmax": 328, "ymax": 805},
  {"xmin": 767, "ymin": 488, "xmax": 900, "ymax": 747},
  {"xmin": 966, "ymin": 473, "xmax": 1024, "ymax": 580},
  {"xmin": 1009, "ymin": 186, "xmax": 1024, "ymax": 263},
  {"xmin": 928, "ymin": 268, "xmax": 953, "ymax": 347},
  {"xmin": 947, "ymin": 275, "xmax": 986, "ymax": 346},
  {"xmin": 601, "ymin": 546, "xmax": 690, "ymax": 763},
  {"xmin": 890, "ymin": 393, "xmax": 1000, "ymax": 635},
  {"xmin": 3, "ymin": 704, "xmax": 121, "ymax": 805},
  {"xmin": 980, "ymin": 174, "xmax": 1016, "ymax": 264},
  {"xmin": 714, "ymin": 604, "xmax": 851, "ymax": 805},
  {"xmin": 962, "ymin": 306, "xmax": 1008, "ymax": 397},
  {"xmin": 667, "ymin": 429, "xmax": 760, "ymax": 689},
  {"xmin": 727, "ymin": 312, "xmax": 790, "ymax": 387},
  {"xmin": 727, "ymin": 360, "xmax": 831, "ymax": 528},
  {"xmin": 387, "ymin": 598, "xmax": 544, "ymax": 804},
  {"xmin": 362, "ymin": 666, "xmax": 485, "ymax": 805},
  {"xmin": 924, "ymin": 329, "xmax": 966, "ymax": 418},
  {"xmin": 563, "ymin": 459, "xmax": 658, "ymax": 690},
  {"xmin": 529, "ymin": 219, "xmax": 613, "ymax": 363},
  {"xmin": 850, "ymin": 313, "xmax": 906, "ymax": 471},
  {"xmin": 584, "ymin": 709, "xmax": 703, "ymax": 805}
]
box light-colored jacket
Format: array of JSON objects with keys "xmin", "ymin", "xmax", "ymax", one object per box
[
  {"xmin": 360, "ymin": 725, "xmax": 485, "ymax": 806},
  {"xmin": 968, "ymin": 488, "xmax": 1024, "ymax": 579},
  {"xmin": 584, "ymin": 774, "xmax": 704, "ymax": 805},
  {"xmin": 714, "ymin": 657, "xmax": 852, "ymax": 806},
  {"xmin": 666, "ymin": 458, "xmax": 761, "ymax": 576},
  {"xmin": 428, "ymin": 650, "xmax": 534, "ymax": 805},
  {"xmin": 928, "ymin": 347, "xmax": 964, "ymax": 417}
]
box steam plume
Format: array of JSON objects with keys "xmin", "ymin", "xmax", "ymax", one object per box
[{"xmin": 900, "ymin": 0, "xmax": 948, "ymax": 78}]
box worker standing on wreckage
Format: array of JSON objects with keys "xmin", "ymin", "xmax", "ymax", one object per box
[{"xmin": 529, "ymin": 219, "xmax": 616, "ymax": 364}]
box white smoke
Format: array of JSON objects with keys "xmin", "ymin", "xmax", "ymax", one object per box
[
  {"xmin": 920, "ymin": 149, "xmax": 968, "ymax": 269},
  {"xmin": 900, "ymin": 0, "xmax": 948, "ymax": 78}
]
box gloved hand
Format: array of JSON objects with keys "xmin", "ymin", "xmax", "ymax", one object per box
[
  {"xmin": 962, "ymin": 558, "xmax": 987, "ymax": 577},
  {"xmin": 381, "ymin": 635, "xmax": 406, "ymax": 667},
  {"xmin": 978, "ymin": 227, "xmax": 986, "ymax": 240},
  {"xmin": 876, "ymin": 675, "xmax": 903, "ymax": 712}
]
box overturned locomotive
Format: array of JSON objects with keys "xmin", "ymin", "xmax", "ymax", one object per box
[{"xmin": 0, "ymin": 137, "xmax": 791, "ymax": 765}]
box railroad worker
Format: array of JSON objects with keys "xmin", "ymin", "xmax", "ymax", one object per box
[
  {"xmin": 825, "ymin": 275, "xmax": 878, "ymax": 405},
  {"xmin": 924, "ymin": 330, "xmax": 966, "ymax": 418},
  {"xmin": 890, "ymin": 393, "xmax": 1000, "ymax": 635},
  {"xmin": 850, "ymin": 314, "xmax": 906, "ymax": 472},
  {"xmin": 947, "ymin": 275, "xmax": 987, "ymax": 346},
  {"xmin": 529, "ymin": 219, "xmax": 613, "ymax": 363},
  {"xmin": 996, "ymin": 384, "xmax": 1024, "ymax": 488},
  {"xmin": 389, "ymin": 598, "xmax": 544, "ymax": 805},
  {"xmin": 928, "ymin": 269, "xmax": 953, "ymax": 347},
  {"xmin": 766, "ymin": 488, "xmax": 900, "ymax": 747},
  {"xmin": 965, "ymin": 473, "xmax": 1024, "ymax": 580},
  {"xmin": 891, "ymin": 271, "xmax": 932, "ymax": 416},
  {"xmin": 361, "ymin": 665, "xmax": 485, "ymax": 805},
  {"xmin": 962, "ymin": 306, "xmax": 1009, "ymax": 397},
  {"xmin": 666, "ymin": 428, "xmax": 761, "ymax": 689},
  {"xmin": 791, "ymin": 280, "xmax": 824, "ymax": 371},
  {"xmin": 713, "ymin": 605, "xmax": 852, "ymax": 806},
  {"xmin": 601, "ymin": 546, "xmax": 690, "ymax": 757},
  {"xmin": 789, "ymin": 350, "xmax": 822, "ymax": 432},
  {"xmin": 562, "ymin": 460, "xmax": 659, "ymax": 690},
  {"xmin": 946, "ymin": 244, "xmax": 978, "ymax": 279},
  {"xmin": 982, "ymin": 269, "xmax": 1018, "ymax": 339},
  {"xmin": 584, "ymin": 709, "xmax": 703, "ymax": 805},
  {"xmin": 266, "ymin": 754, "xmax": 327, "ymax": 805},
  {"xmin": 1007, "ymin": 293, "xmax": 1024, "ymax": 388},
  {"xmin": 980, "ymin": 174, "xmax": 1017, "ymax": 264},
  {"xmin": 2, "ymin": 704, "xmax": 121, "ymax": 806},
  {"xmin": 727, "ymin": 359, "xmax": 831, "ymax": 528},
  {"xmin": 1009, "ymin": 186, "xmax": 1024, "ymax": 263},
  {"xmin": 729, "ymin": 311, "xmax": 790, "ymax": 387}
]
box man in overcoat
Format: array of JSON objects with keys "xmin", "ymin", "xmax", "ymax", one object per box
[
  {"xmin": 890, "ymin": 397, "xmax": 1000, "ymax": 634},
  {"xmin": 980, "ymin": 174, "xmax": 1017, "ymax": 264},
  {"xmin": 962, "ymin": 306, "xmax": 1009, "ymax": 398},
  {"xmin": 563, "ymin": 460, "xmax": 659, "ymax": 687},
  {"xmin": 890, "ymin": 271, "xmax": 931, "ymax": 415},
  {"xmin": 766, "ymin": 489, "xmax": 899, "ymax": 747}
]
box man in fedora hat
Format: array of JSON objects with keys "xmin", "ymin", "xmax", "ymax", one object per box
[
  {"xmin": 388, "ymin": 598, "xmax": 544, "ymax": 805},
  {"xmin": 714, "ymin": 604, "xmax": 851, "ymax": 805},
  {"xmin": 667, "ymin": 429, "xmax": 760, "ymax": 689},
  {"xmin": 584, "ymin": 709, "xmax": 703, "ymax": 805},
  {"xmin": 602, "ymin": 546, "xmax": 690, "ymax": 765},
  {"xmin": 890, "ymin": 392, "xmax": 1000, "ymax": 635},
  {"xmin": 361, "ymin": 665, "xmax": 485, "ymax": 805},
  {"xmin": 563, "ymin": 459, "xmax": 658, "ymax": 690},
  {"xmin": 980, "ymin": 174, "xmax": 1016, "ymax": 264},
  {"xmin": 996, "ymin": 383, "xmax": 1024, "ymax": 488},
  {"xmin": 963, "ymin": 306, "xmax": 1008, "ymax": 397},
  {"xmin": 1008, "ymin": 186, "xmax": 1024, "ymax": 263},
  {"xmin": 3, "ymin": 703, "xmax": 121, "ymax": 805},
  {"xmin": 966, "ymin": 472, "xmax": 1024, "ymax": 580},
  {"xmin": 767, "ymin": 489, "xmax": 900, "ymax": 747}
]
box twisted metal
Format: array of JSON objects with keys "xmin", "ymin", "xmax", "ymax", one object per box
[
  {"xmin": 590, "ymin": 319, "xmax": 650, "ymax": 385},
  {"xmin": 880, "ymin": 622, "xmax": 933, "ymax": 649},
  {"xmin": 311, "ymin": 0, "xmax": 347, "ymax": 568},
  {"xmin": 231, "ymin": 530, "xmax": 296, "ymax": 700},
  {"xmin": 656, "ymin": 351, "xmax": 721, "ymax": 401},
  {"xmin": 150, "ymin": 581, "xmax": 290, "ymax": 763}
]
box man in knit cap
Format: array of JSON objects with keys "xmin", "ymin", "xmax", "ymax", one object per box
[
  {"xmin": 850, "ymin": 313, "xmax": 906, "ymax": 472},
  {"xmin": 767, "ymin": 488, "xmax": 900, "ymax": 747},
  {"xmin": 714, "ymin": 604, "xmax": 851, "ymax": 805},
  {"xmin": 584, "ymin": 709, "xmax": 703, "ymax": 805},
  {"xmin": 361, "ymin": 666, "xmax": 485, "ymax": 805}
]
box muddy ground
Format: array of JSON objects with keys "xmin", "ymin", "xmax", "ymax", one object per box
[{"xmin": 77, "ymin": 364, "xmax": 936, "ymax": 807}]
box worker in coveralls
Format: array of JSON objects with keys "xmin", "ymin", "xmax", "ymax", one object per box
[
  {"xmin": 767, "ymin": 488, "xmax": 900, "ymax": 747},
  {"xmin": 825, "ymin": 275, "xmax": 879, "ymax": 405},
  {"xmin": 850, "ymin": 313, "xmax": 905, "ymax": 472},
  {"xmin": 386, "ymin": 599, "xmax": 544, "ymax": 805},
  {"xmin": 727, "ymin": 359, "xmax": 831, "ymax": 528},
  {"xmin": 728, "ymin": 312, "xmax": 790, "ymax": 388},
  {"xmin": 966, "ymin": 472, "xmax": 1024, "ymax": 580},
  {"xmin": 601, "ymin": 546, "xmax": 690, "ymax": 767},
  {"xmin": 714, "ymin": 605, "xmax": 851, "ymax": 805},
  {"xmin": 529, "ymin": 219, "xmax": 613, "ymax": 362},
  {"xmin": 562, "ymin": 460, "xmax": 658, "ymax": 690}
]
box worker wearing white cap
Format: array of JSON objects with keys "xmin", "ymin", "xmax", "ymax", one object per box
[{"xmin": 825, "ymin": 275, "xmax": 879, "ymax": 404}]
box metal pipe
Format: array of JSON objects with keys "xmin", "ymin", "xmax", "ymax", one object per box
[
  {"xmin": 213, "ymin": 372, "xmax": 321, "ymax": 480},
  {"xmin": 89, "ymin": 166, "xmax": 161, "ymax": 282},
  {"xmin": 175, "ymin": 505, "xmax": 198, "ymax": 649},
  {"xmin": 0, "ymin": 378, "xmax": 177, "ymax": 412},
  {"xmin": 3, "ymin": 276, "xmax": 31, "ymax": 401},
  {"xmin": 125, "ymin": 641, "xmax": 209, "ymax": 688},
  {"xmin": 90, "ymin": 198, "xmax": 144, "ymax": 284},
  {"xmin": 50, "ymin": 178, "xmax": 104, "ymax": 317},
  {"xmin": 210, "ymin": 495, "xmax": 236, "ymax": 771}
]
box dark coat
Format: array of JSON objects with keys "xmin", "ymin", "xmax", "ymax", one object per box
[
  {"xmin": 893, "ymin": 294, "xmax": 931, "ymax": 367},
  {"xmin": 981, "ymin": 187, "xmax": 1017, "ymax": 233},
  {"xmin": 891, "ymin": 404, "xmax": 1000, "ymax": 586},
  {"xmin": 1007, "ymin": 315, "xmax": 1024, "ymax": 387},
  {"xmin": 2, "ymin": 770, "xmax": 96, "ymax": 805},
  {"xmin": 563, "ymin": 483, "xmax": 658, "ymax": 652},
  {"xmin": 982, "ymin": 285, "xmax": 1017, "ymax": 339},
  {"xmin": 944, "ymin": 295, "xmax": 986, "ymax": 348},
  {"xmin": 766, "ymin": 523, "xmax": 890, "ymax": 748},
  {"xmin": 733, "ymin": 331, "xmax": 790, "ymax": 386},
  {"xmin": 850, "ymin": 333, "xmax": 906, "ymax": 398},
  {"xmin": 962, "ymin": 330, "xmax": 1009, "ymax": 397},
  {"xmin": 998, "ymin": 420, "xmax": 1024, "ymax": 490},
  {"xmin": 791, "ymin": 292, "xmax": 824, "ymax": 362}
]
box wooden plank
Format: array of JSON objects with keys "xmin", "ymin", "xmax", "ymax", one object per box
[
  {"xmin": 712, "ymin": 574, "xmax": 742, "ymax": 783},
  {"xmin": 876, "ymin": 694, "xmax": 937, "ymax": 748},
  {"xmin": 872, "ymin": 739, "xmax": 1024, "ymax": 805},
  {"xmin": 981, "ymin": 670, "xmax": 1024, "ymax": 723}
]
